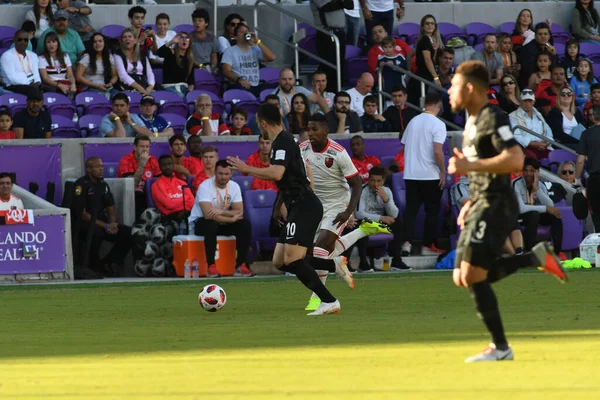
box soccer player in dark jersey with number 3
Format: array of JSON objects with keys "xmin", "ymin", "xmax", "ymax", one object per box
[
  {"xmin": 447, "ymin": 61, "xmax": 567, "ymax": 362},
  {"xmin": 227, "ymin": 104, "xmax": 341, "ymax": 315}
]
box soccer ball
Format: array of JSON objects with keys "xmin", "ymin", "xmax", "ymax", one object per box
[
  {"xmin": 164, "ymin": 220, "xmax": 179, "ymax": 239},
  {"xmin": 140, "ymin": 208, "xmax": 161, "ymax": 226},
  {"xmin": 132, "ymin": 223, "xmax": 150, "ymax": 247},
  {"xmin": 152, "ymin": 258, "xmax": 167, "ymax": 277},
  {"xmin": 134, "ymin": 259, "xmax": 152, "ymax": 277},
  {"xmin": 150, "ymin": 224, "xmax": 167, "ymax": 245},
  {"xmin": 160, "ymin": 242, "xmax": 173, "ymax": 260},
  {"xmin": 142, "ymin": 241, "xmax": 159, "ymax": 261},
  {"xmin": 198, "ymin": 284, "xmax": 227, "ymax": 312}
]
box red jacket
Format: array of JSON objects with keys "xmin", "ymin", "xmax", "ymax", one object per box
[
  {"xmin": 246, "ymin": 151, "xmax": 278, "ymax": 191},
  {"xmin": 367, "ymin": 39, "xmax": 411, "ymax": 80},
  {"xmin": 173, "ymin": 155, "xmax": 202, "ymax": 181},
  {"xmin": 193, "ymin": 170, "xmax": 212, "ymax": 192},
  {"xmin": 351, "ymin": 154, "xmax": 382, "ymax": 183},
  {"xmin": 394, "ymin": 150, "xmax": 405, "ymax": 173},
  {"xmin": 117, "ymin": 151, "xmax": 160, "ymax": 190},
  {"xmin": 151, "ymin": 175, "xmax": 194, "ymax": 216}
]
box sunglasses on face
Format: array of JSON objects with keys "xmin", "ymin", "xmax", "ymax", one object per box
[
  {"xmin": 560, "ymin": 92, "xmax": 573, "ymax": 97},
  {"xmin": 424, "ymin": 21, "xmax": 436, "ymax": 26},
  {"xmin": 561, "ymin": 170, "xmax": 575, "ymax": 175},
  {"xmin": 502, "ymin": 81, "xmax": 515, "ymax": 87},
  {"xmin": 229, "ymin": 22, "xmax": 240, "ymax": 27}
]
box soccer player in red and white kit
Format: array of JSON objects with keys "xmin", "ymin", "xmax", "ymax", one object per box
[
  {"xmin": 169, "ymin": 135, "xmax": 201, "ymax": 181},
  {"xmin": 151, "ymin": 155, "xmax": 194, "ymax": 222},
  {"xmin": 0, "ymin": 173, "xmax": 24, "ymax": 211},
  {"xmin": 245, "ymin": 136, "xmax": 278, "ymax": 191}
]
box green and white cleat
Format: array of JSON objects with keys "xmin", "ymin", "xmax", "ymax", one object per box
[
  {"xmin": 305, "ymin": 296, "xmax": 321, "ymax": 311},
  {"xmin": 358, "ymin": 218, "xmax": 392, "ymax": 236}
]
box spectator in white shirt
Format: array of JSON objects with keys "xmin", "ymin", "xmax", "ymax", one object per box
[
  {"xmin": 400, "ymin": 92, "xmax": 446, "ymax": 256},
  {"xmin": 0, "ymin": 173, "xmax": 25, "ymax": 211},
  {"xmin": 346, "ymin": 72, "xmax": 374, "ymax": 117},
  {"xmin": 509, "ymin": 88, "xmax": 553, "ymax": 160},
  {"xmin": 38, "ymin": 32, "xmax": 77, "ymax": 96},
  {"xmin": 149, "ymin": 13, "xmax": 176, "ymax": 66},
  {"xmin": 0, "ymin": 31, "xmax": 41, "ymax": 96}
]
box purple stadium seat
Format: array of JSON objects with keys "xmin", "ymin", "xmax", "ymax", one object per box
[
  {"xmin": 158, "ymin": 112, "xmax": 187, "ymax": 134},
  {"xmin": 554, "ymin": 43, "xmax": 566, "ymax": 57},
  {"xmin": 297, "ymin": 23, "xmax": 317, "ymax": 38},
  {"xmin": 75, "ymin": 92, "xmax": 112, "ymax": 116},
  {"xmin": 594, "ymin": 63, "xmax": 600, "ymax": 80},
  {"xmin": 145, "ymin": 177, "xmax": 159, "ymax": 208},
  {"xmin": 153, "ymin": 68, "xmax": 163, "ymax": 85},
  {"xmin": 153, "ymin": 90, "xmax": 188, "ymax": 117},
  {"xmin": 194, "ymin": 69, "xmax": 220, "ymax": 95},
  {"xmin": 79, "ymin": 114, "xmax": 103, "ymax": 137},
  {"xmin": 346, "ymin": 57, "xmax": 368, "ymax": 85},
  {"xmin": 397, "ymin": 22, "xmax": 420, "ymax": 45},
  {"xmin": 104, "ymin": 162, "xmax": 119, "ymax": 178},
  {"xmin": 548, "ymin": 149, "xmax": 578, "ymax": 173},
  {"xmin": 51, "ymin": 115, "xmax": 80, "ymax": 138},
  {"xmin": 0, "ymin": 93, "xmax": 26, "ymax": 114},
  {"xmin": 299, "ymin": 36, "xmax": 319, "ymax": 65},
  {"xmin": 380, "ymin": 156, "xmax": 394, "ymax": 167},
  {"xmin": 499, "ymin": 22, "xmax": 515, "ymax": 34},
  {"xmin": 259, "ymin": 67, "xmax": 280, "ymax": 85},
  {"xmin": 465, "ymin": 22, "xmax": 497, "ymax": 46},
  {"xmin": 174, "ymin": 24, "xmax": 194, "ymax": 34},
  {"xmin": 437, "ymin": 22, "xmax": 468, "ymax": 45},
  {"xmin": 243, "ymin": 190, "xmax": 278, "ymax": 252},
  {"xmin": 101, "ymin": 24, "xmax": 126, "ymax": 39},
  {"xmin": 0, "ymin": 26, "xmax": 17, "ymax": 47},
  {"xmin": 345, "ymin": 45, "xmax": 362, "ymax": 60},
  {"xmin": 124, "ymin": 92, "xmax": 142, "ymax": 114},
  {"xmin": 186, "ymin": 90, "xmax": 224, "ymax": 115},
  {"xmin": 232, "ymin": 175, "xmax": 253, "ymax": 195},
  {"xmin": 43, "ymin": 92, "xmax": 76, "ymax": 119},
  {"xmin": 259, "ymin": 88, "xmax": 272, "ymax": 103},
  {"xmin": 223, "ymin": 89, "xmax": 260, "ymax": 115},
  {"xmin": 367, "ymin": 233, "xmax": 394, "ymax": 248},
  {"xmin": 579, "ymin": 42, "xmax": 600, "ymax": 57}
]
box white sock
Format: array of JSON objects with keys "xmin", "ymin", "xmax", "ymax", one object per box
[{"xmin": 333, "ymin": 230, "xmax": 367, "ymax": 257}]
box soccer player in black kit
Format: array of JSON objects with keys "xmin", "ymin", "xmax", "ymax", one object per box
[
  {"xmin": 227, "ymin": 104, "xmax": 341, "ymax": 315},
  {"xmin": 447, "ymin": 61, "xmax": 567, "ymax": 362}
]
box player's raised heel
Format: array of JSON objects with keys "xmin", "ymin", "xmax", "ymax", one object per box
[
  {"xmin": 532, "ymin": 242, "xmax": 568, "ymax": 283},
  {"xmin": 307, "ymin": 300, "xmax": 341, "ymax": 315},
  {"xmin": 305, "ymin": 297, "xmax": 321, "ymax": 311},
  {"xmin": 358, "ymin": 219, "xmax": 392, "ymax": 236},
  {"xmin": 465, "ymin": 344, "xmax": 514, "ymax": 363}
]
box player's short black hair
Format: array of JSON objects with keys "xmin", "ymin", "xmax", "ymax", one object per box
[
  {"xmin": 128, "ymin": 6, "xmax": 146, "ymax": 19},
  {"xmin": 524, "ymin": 157, "xmax": 540, "ymax": 170},
  {"xmin": 363, "ymin": 94, "xmax": 378, "ymax": 106},
  {"xmin": 168, "ymin": 134, "xmax": 186, "ymax": 147},
  {"xmin": 111, "ymin": 92, "xmax": 129, "ymax": 105},
  {"xmin": 256, "ymin": 103, "xmax": 283, "ymax": 126},
  {"xmin": 0, "ymin": 172, "xmax": 13, "ymax": 183},
  {"xmin": 134, "ymin": 134, "xmax": 150, "ymax": 146},
  {"xmin": 158, "ymin": 154, "xmax": 172, "ymax": 164},
  {"xmin": 534, "ymin": 22, "xmax": 550, "ymax": 33},
  {"xmin": 334, "ymin": 91, "xmax": 351, "ymax": 104},
  {"xmin": 424, "ymin": 92, "xmax": 442, "ymax": 106},
  {"xmin": 455, "ymin": 60, "xmax": 490, "ymax": 91},
  {"xmin": 308, "ymin": 113, "xmax": 328, "ymax": 125},
  {"xmin": 369, "ymin": 165, "xmax": 386, "ymax": 178},
  {"xmin": 21, "ymin": 20, "xmax": 36, "ymax": 33},
  {"xmin": 391, "ymin": 84, "xmax": 407, "ymax": 94},
  {"xmin": 350, "ymin": 134, "xmax": 364, "ymax": 143},
  {"xmin": 191, "ymin": 8, "xmax": 210, "ymax": 25},
  {"xmin": 216, "ymin": 159, "xmax": 231, "ymax": 170}
]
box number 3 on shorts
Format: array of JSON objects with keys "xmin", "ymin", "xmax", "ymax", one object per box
[
  {"xmin": 474, "ymin": 221, "xmax": 486, "ymax": 240},
  {"xmin": 286, "ymin": 222, "xmax": 296, "ymax": 238}
]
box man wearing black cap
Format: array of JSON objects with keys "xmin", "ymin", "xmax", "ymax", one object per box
[
  {"xmin": 36, "ymin": 9, "xmax": 85, "ymax": 65},
  {"xmin": 13, "ymin": 88, "xmax": 52, "ymax": 139},
  {"xmin": 138, "ymin": 95, "xmax": 174, "ymax": 137}
]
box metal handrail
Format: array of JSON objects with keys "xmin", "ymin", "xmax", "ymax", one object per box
[
  {"xmin": 513, "ymin": 124, "xmax": 577, "ymax": 154},
  {"xmin": 253, "ymin": 0, "xmax": 341, "ymax": 91}
]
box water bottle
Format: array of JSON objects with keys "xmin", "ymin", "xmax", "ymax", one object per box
[
  {"xmin": 179, "ymin": 221, "xmax": 187, "ymax": 235},
  {"xmin": 184, "ymin": 259, "xmax": 191, "ymax": 279},
  {"xmin": 192, "ymin": 258, "xmax": 199, "ymax": 278},
  {"xmin": 382, "ymin": 257, "xmax": 390, "ymax": 271},
  {"xmin": 595, "ymin": 245, "xmax": 600, "ymax": 267}
]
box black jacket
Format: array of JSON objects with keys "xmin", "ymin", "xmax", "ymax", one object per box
[{"xmin": 545, "ymin": 107, "xmax": 583, "ymax": 144}]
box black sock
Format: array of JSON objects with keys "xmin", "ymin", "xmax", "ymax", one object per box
[
  {"xmin": 487, "ymin": 252, "xmax": 536, "ymax": 283},
  {"xmin": 283, "ymin": 259, "xmax": 336, "ymax": 303},
  {"xmin": 470, "ymin": 281, "xmax": 508, "ymax": 350},
  {"xmin": 307, "ymin": 255, "xmax": 336, "ymax": 273}
]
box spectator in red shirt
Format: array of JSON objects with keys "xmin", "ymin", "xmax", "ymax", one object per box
[
  {"xmin": 245, "ymin": 136, "xmax": 278, "ymax": 191},
  {"xmin": 0, "ymin": 110, "xmax": 15, "ymax": 140},
  {"xmin": 350, "ymin": 135, "xmax": 382, "ymax": 183},
  {"xmin": 169, "ymin": 134, "xmax": 201, "ymax": 181},
  {"xmin": 187, "ymin": 135, "xmax": 204, "ymax": 174},
  {"xmin": 117, "ymin": 134, "xmax": 160, "ymax": 216},
  {"xmin": 367, "ymin": 24, "xmax": 410, "ymax": 81},
  {"xmin": 152, "ymin": 154, "xmax": 194, "ymax": 222},
  {"xmin": 186, "ymin": 93, "xmax": 230, "ymax": 136},
  {"xmin": 128, "ymin": 6, "xmax": 154, "ymax": 51},
  {"xmin": 227, "ymin": 107, "xmax": 252, "ymax": 135},
  {"xmin": 193, "ymin": 145, "xmax": 218, "ymax": 189},
  {"xmin": 536, "ymin": 65, "xmax": 566, "ymax": 115},
  {"xmin": 584, "ymin": 83, "xmax": 600, "ymax": 122}
]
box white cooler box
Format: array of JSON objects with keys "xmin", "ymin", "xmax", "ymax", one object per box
[{"xmin": 579, "ymin": 233, "xmax": 600, "ymax": 265}]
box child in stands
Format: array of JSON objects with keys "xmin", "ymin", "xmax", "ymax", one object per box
[{"xmin": 0, "ymin": 110, "xmax": 15, "ymax": 140}]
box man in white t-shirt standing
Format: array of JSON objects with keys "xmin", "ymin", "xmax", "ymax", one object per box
[
  {"xmin": 400, "ymin": 92, "xmax": 447, "ymax": 256},
  {"xmin": 0, "ymin": 173, "xmax": 24, "ymax": 211},
  {"xmin": 346, "ymin": 72, "xmax": 374, "ymax": 117},
  {"xmin": 189, "ymin": 160, "xmax": 254, "ymax": 278}
]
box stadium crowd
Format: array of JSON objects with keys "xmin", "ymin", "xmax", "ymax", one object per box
[{"xmin": 0, "ymin": 0, "xmax": 598, "ymax": 279}]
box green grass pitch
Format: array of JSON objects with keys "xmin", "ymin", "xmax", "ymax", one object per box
[{"xmin": 0, "ymin": 270, "xmax": 599, "ymax": 399}]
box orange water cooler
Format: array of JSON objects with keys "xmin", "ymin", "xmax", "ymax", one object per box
[{"xmin": 172, "ymin": 235, "xmax": 237, "ymax": 277}]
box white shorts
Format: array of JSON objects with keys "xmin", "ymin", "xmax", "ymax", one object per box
[{"xmin": 315, "ymin": 204, "xmax": 348, "ymax": 239}]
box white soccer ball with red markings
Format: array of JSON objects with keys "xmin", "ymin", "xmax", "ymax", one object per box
[{"xmin": 198, "ymin": 284, "xmax": 227, "ymax": 312}]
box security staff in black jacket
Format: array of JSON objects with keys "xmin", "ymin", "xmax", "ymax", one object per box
[{"xmin": 73, "ymin": 156, "xmax": 132, "ymax": 278}]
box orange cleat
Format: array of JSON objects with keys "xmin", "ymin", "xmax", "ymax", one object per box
[{"xmin": 532, "ymin": 242, "xmax": 568, "ymax": 283}]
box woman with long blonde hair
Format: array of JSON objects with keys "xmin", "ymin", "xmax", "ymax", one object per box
[
  {"xmin": 546, "ymin": 85, "xmax": 583, "ymax": 148},
  {"xmin": 114, "ymin": 27, "xmax": 155, "ymax": 95},
  {"xmin": 157, "ymin": 31, "xmax": 196, "ymax": 98}
]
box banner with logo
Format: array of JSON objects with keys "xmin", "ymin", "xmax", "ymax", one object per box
[
  {"xmin": 0, "ymin": 214, "xmax": 67, "ymax": 274},
  {"xmin": 0, "ymin": 209, "xmax": 34, "ymax": 225},
  {"xmin": 0, "ymin": 145, "xmax": 62, "ymax": 205}
]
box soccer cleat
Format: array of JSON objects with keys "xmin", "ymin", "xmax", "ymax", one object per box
[
  {"xmin": 334, "ymin": 256, "xmax": 354, "ymax": 289},
  {"xmin": 532, "ymin": 242, "xmax": 568, "ymax": 283},
  {"xmin": 235, "ymin": 263, "xmax": 255, "ymax": 277},
  {"xmin": 400, "ymin": 241, "xmax": 412, "ymax": 256},
  {"xmin": 305, "ymin": 296, "xmax": 321, "ymax": 311},
  {"xmin": 358, "ymin": 218, "xmax": 392, "ymax": 236},
  {"xmin": 207, "ymin": 264, "xmax": 221, "ymax": 278},
  {"xmin": 421, "ymin": 244, "xmax": 445, "ymax": 256},
  {"xmin": 465, "ymin": 343, "xmax": 514, "ymax": 363},
  {"xmin": 307, "ymin": 299, "xmax": 341, "ymax": 316}
]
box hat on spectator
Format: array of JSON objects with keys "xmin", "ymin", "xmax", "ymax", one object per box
[
  {"xmin": 26, "ymin": 87, "xmax": 43, "ymax": 101},
  {"xmin": 521, "ymin": 89, "xmax": 535, "ymax": 101},
  {"xmin": 54, "ymin": 10, "xmax": 69, "ymax": 20},
  {"xmin": 140, "ymin": 95, "xmax": 156, "ymax": 105}
]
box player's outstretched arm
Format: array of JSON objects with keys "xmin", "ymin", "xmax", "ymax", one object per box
[
  {"xmin": 227, "ymin": 156, "xmax": 285, "ymax": 181},
  {"xmin": 449, "ymin": 146, "xmax": 524, "ymax": 175}
]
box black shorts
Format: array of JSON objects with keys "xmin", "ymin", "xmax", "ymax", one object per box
[
  {"xmin": 277, "ymin": 191, "xmax": 323, "ymax": 249},
  {"xmin": 455, "ymin": 194, "xmax": 519, "ymax": 270}
]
